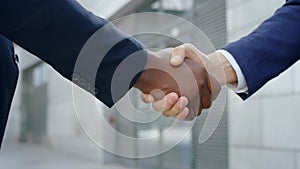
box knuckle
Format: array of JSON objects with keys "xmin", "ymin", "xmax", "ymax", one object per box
[
  {"xmin": 173, "ymin": 46, "xmax": 184, "ymax": 53},
  {"xmin": 177, "ymin": 100, "xmax": 186, "ymax": 109},
  {"xmin": 183, "ymin": 43, "xmax": 193, "ymax": 48},
  {"xmin": 198, "ymin": 81, "xmax": 206, "ymax": 91},
  {"xmin": 203, "ymin": 100, "xmax": 212, "ymax": 109},
  {"xmin": 166, "ymin": 99, "xmax": 174, "ymax": 107}
]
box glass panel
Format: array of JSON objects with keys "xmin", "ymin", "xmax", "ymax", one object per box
[
  {"xmin": 162, "ymin": 123, "xmax": 193, "ymax": 169},
  {"xmin": 151, "ymin": 0, "xmax": 193, "ymax": 11},
  {"xmin": 33, "ymin": 64, "xmax": 48, "ymax": 87}
]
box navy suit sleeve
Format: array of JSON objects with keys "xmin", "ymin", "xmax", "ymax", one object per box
[
  {"xmin": 0, "ymin": 0, "xmax": 147, "ymax": 107},
  {"xmin": 223, "ymin": 0, "xmax": 300, "ymax": 99}
]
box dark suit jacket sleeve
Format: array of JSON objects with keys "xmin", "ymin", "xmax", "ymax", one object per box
[
  {"xmin": 0, "ymin": 0, "xmax": 147, "ymax": 107},
  {"xmin": 223, "ymin": 0, "xmax": 300, "ymax": 99}
]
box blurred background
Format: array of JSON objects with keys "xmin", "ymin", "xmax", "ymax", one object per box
[{"xmin": 2, "ymin": 0, "xmax": 300, "ymax": 169}]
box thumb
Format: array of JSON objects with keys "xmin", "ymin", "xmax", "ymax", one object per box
[
  {"xmin": 171, "ymin": 47, "xmax": 186, "ymax": 66},
  {"xmin": 170, "ymin": 55, "xmax": 185, "ymax": 66}
]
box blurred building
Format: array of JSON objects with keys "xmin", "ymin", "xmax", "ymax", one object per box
[{"xmin": 4, "ymin": 0, "xmax": 300, "ymax": 169}]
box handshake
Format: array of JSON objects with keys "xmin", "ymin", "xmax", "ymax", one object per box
[{"xmin": 134, "ymin": 44, "xmax": 237, "ymax": 121}]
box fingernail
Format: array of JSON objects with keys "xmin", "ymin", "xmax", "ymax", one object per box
[
  {"xmin": 180, "ymin": 97, "xmax": 188, "ymax": 106},
  {"xmin": 171, "ymin": 55, "xmax": 182, "ymax": 65}
]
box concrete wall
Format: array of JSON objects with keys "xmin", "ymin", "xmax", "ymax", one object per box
[
  {"xmin": 2, "ymin": 49, "xmax": 106, "ymax": 163},
  {"xmin": 78, "ymin": 0, "xmax": 131, "ymax": 18},
  {"xmin": 226, "ymin": 0, "xmax": 300, "ymax": 169}
]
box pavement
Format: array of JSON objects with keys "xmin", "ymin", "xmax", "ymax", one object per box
[{"xmin": 0, "ymin": 142, "xmax": 136, "ymax": 169}]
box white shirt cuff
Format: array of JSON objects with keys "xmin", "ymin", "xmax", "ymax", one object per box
[{"xmin": 217, "ymin": 50, "xmax": 248, "ymax": 93}]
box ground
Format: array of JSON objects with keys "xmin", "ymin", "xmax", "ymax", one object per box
[{"xmin": 0, "ymin": 142, "xmax": 136, "ymax": 169}]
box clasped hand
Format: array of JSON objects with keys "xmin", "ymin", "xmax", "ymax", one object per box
[{"xmin": 134, "ymin": 44, "xmax": 221, "ymax": 121}]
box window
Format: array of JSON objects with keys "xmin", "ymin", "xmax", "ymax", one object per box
[{"xmin": 151, "ymin": 0, "xmax": 193, "ymax": 11}]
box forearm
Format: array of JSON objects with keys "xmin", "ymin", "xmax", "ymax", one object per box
[
  {"xmin": 223, "ymin": 0, "xmax": 300, "ymax": 98},
  {"xmin": 0, "ymin": 0, "xmax": 147, "ymax": 107}
]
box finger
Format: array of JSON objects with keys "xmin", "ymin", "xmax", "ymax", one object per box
[
  {"xmin": 207, "ymin": 75, "xmax": 221, "ymax": 101},
  {"xmin": 183, "ymin": 44, "xmax": 209, "ymax": 65},
  {"xmin": 176, "ymin": 108, "xmax": 197, "ymax": 121},
  {"xmin": 141, "ymin": 93, "xmax": 155, "ymax": 103},
  {"xmin": 189, "ymin": 98, "xmax": 203, "ymax": 117},
  {"xmin": 172, "ymin": 44, "xmax": 202, "ymax": 63},
  {"xmin": 171, "ymin": 46, "xmax": 186, "ymax": 66},
  {"xmin": 171, "ymin": 43, "xmax": 203, "ymax": 66},
  {"xmin": 199, "ymin": 87, "xmax": 212, "ymax": 110},
  {"xmin": 141, "ymin": 93, "xmax": 149, "ymax": 103},
  {"xmin": 198, "ymin": 82, "xmax": 212, "ymax": 109},
  {"xmin": 141, "ymin": 93, "xmax": 154, "ymax": 103},
  {"xmin": 184, "ymin": 109, "xmax": 197, "ymax": 121},
  {"xmin": 163, "ymin": 97, "xmax": 188, "ymax": 117},
  {"xmin": 174, "ymin": 44, "xmax": 212, "ymax": 69},
  {"xmin": 152, "ymin": 93, "xmax": 179, "ymax": 112},
  {"xmin": 175, "ymin": 107, "xmax": 189, "ymax": 120},
  {"xmin": 164, "ymin": 93, "xmax": 179, "ymax": 111}
]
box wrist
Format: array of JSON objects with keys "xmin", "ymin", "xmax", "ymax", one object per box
[
  {"xmin": 134, "ymin": 52, "xmax": 152, "ymax": 92},
  {"xmin": 207, "ymin": 52, "xmax": 238, "ymax": 86}
]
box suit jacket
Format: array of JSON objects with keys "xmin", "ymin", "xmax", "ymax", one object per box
[
  {"xmin": 0, "ymin": 0, "xmax": 147, "ymax": 146},
  {"xmin": 224, "ymin": 0, "xmax": 300, "ymax": 99}
]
